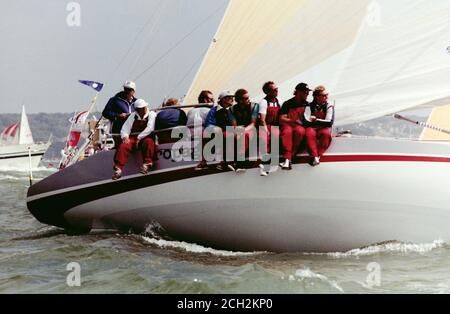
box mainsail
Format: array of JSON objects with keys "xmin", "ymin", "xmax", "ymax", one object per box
[{"xmin": 185, "ymin": 0, "xmax": 450, "ymax": 126}]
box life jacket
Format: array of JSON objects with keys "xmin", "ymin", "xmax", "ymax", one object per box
[
  {"xmin": 264, "ymin": 97, "xmax": 281, "ymax": 126},
  {"xmin": 230, "ymin": 103, "xmax": 258, "ymax": 126},
  {"xmin": 310, "ymin": 102, "xmax": 328, "ymax": 120},
  {"xmin": 130, "ymin": 115, "xmax": 149, "ymax": 136}
]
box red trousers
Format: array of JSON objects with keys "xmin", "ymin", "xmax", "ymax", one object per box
[
  {"xmin": 306, "ymin": 127, "xmax": 332, "ymax": 157},
  {"xmin": 281, "ymin": 124, "xmax": 305, "ymax": 160},
  {"xmin": 114, "ymin": 137, "xmax": 155, "ymax": 170}
]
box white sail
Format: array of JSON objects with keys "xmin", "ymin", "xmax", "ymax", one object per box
[
  {"xmin": 0, "ymin": 106, "xmax": 50, "ymax": 170},
  {"xmin": 185, "ymin": 0, "xmax": 450, "ymax": 126},
  {"xmin": 19, "ymin": 105, "xmax": 34, "ymax": 145}
]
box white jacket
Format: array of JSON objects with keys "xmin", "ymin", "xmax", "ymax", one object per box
[{"xmin": 120, "ymin": 110, "xmax": 157, "ymax": 140}]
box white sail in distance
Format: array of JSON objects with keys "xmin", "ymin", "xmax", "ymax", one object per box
[
  {"xmin": 19, "ymin": 106, "xmax": 34, "ymax": 145},
  {"xmin": 185, "ymin": 0, "xmax": 450, "ymax": 126}
]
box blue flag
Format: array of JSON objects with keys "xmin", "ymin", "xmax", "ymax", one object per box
[{"xmin": 78, "ymin": 80, "xmax": 104, "ymax": 92}]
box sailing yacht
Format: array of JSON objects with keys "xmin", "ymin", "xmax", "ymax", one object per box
[
  {"xmin": 0, "ymin": 106, "xmax": 51, "ymax": 169},
  {"xmin": 26, "ymin": 0, "xmax": 450, "ymax": 252}
]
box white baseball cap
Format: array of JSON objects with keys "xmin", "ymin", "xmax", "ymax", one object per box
[
  {"xmin": 123, "ymin": 81, "xmax": 136, "ymax": 90},
  {"xmin": 218, "ymin": 90, "xmax": 234, "ymax": 100},
  {"xmin": 134, "ymin": 99, "xmax": 148, "ymax": 108}
]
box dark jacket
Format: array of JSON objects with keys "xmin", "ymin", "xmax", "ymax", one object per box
[
  {"xmin": 102, "ymin": 92, "xmax": 136, "ymax": 134},
  {"xmin": 228, "ymin": 103, "xmax": 259, "ymax": 127},
  {"xmin": 155, "ymin": 108, "xmax": 187, "ymax": 130}
]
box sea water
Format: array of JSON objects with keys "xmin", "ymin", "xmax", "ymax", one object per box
[{"xmin": 1, "ymin": 168, "xmax": 450, "ymax": 294}]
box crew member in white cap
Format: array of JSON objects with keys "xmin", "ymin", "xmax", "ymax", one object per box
[
  {"xmin": 112, "ymin": 98, "xmax": 157, "ymax": 180},
  {"xmin": 204, "ymin": 91, "xmax": 234, "ymax": 128},
  {"xmin": 203, "ymin": 91, "xmax": 235, "ymax": 171},
  {"xmin": 102, "ymin": 81, "xmax": 137, "ymax": 137}
]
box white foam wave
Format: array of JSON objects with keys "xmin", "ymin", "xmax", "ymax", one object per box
[
  {"xmin": 307, "ymin": 239, "xmax": 446, "ymax": 258},
  {"xmin": 291, "ymin": 268, "xmax": 344, "ymax": 293},
  {"xmin": 0, "ymin": 165, "xmax": 57, "ymax": 173},
  {"xmin": 141, "ymin": 236, "xmax": 265, "ymax": 257}
]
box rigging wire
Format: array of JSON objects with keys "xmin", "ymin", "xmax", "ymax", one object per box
[
  {"xmin": 133, "ymin": 1, "xmax": 228, "ymax": 81},
  {"xmin": 107, "ymin": 0, "xmax": 164, "ymax": 83},
  {"xmin": 165, "ymin": 46, "xmax": 210, "ymax": 102},
  {"xmin": 127, "ymin": 0, "xmax": 167, "ymax": 77},
  {"xmin": 95, "ymin": 1, "xmax": 163, "ymax": 114}
]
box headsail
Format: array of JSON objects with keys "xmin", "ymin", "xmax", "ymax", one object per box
[{"xmin": 185, "ymin": 0, "xmax": 450, "ymax": 126}]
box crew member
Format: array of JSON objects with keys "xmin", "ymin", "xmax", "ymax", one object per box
[
  {"xmin": 304, "ymin": 85, "xmax": 334, "ymax": 166},
  {"xmin": 155, "ymin": 98, "xmax": 187, "ymax": 143},
  {"xmin": 228, "ymin": 89, "xmax": 259, "ymax": 171},
  {"xmin": 204, "ymin": 91, "xmax": 234, "ymax": 170},
  {"xmin": 191, "ymin": 90, "xmax": 215, "ymax": 170},
  {"xmin": 279, "ymin": 83, "xmax": 311, "ymax": 170},
  {"xmin": 102, "ymin": 81, "xmax": 137, "ymax": 137},
  {"xmin": 187, "ymin": 90, "xmax": 214, "ymax": 126},
  {"xmin": 112, "ymin": 99, "xmax": 157, "ymax": 180},
  {"xmin": 258, "ymin": 81, "xmax": 282, "ymax": 175}
]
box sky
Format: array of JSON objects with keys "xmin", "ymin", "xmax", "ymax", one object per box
[{"xmin": 0, "ymin": 0, "xmax": 228, "ymax": 113}]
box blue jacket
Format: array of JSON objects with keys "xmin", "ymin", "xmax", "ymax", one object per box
[
  {"xmin": 102, "ymin": 92, "xmax": 136, "ymax": 134},
  {"xmin": 205, "ymin": 106, "xmax": 218, "ymax": 128},
  {"xmin": 155, "ymin": 108, "xmax": 187, "ymax": 130}
]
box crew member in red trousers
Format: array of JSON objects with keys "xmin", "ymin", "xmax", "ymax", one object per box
[
  {"xmin": 279, "ymin": 83, "xmax": 311, "ymax": 170},
  {"xmin": 258, "ymin": 81, "xmax": 282, "ymax": 175},
  {"xmin": 304, "ymin": 85, "xmax": 335, "ymax": 167},
  {"xmin": 112, "ymin": 99, "xmax": 157, "ymax": 180}
]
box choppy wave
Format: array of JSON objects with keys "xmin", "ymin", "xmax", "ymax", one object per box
[
  {"xmin": 288, "ymin": 268, "xmax": 344, "ymax": 293},
  {"xmin": 0, "ymin": 174, "xmax": 23, "ymax": 181},
  {"xmin": 306, "ymin": 239, "xmax": 446, "ymax": 258},
  {"xmin": 0, "ymin": 168, "xmax": 56, "ymax": 181},
  {"xmin": 11, "ymin": 227, "xmax": 65, "ymax": 241},
  {"xmin": 141, "ymin": 236, "xmax": 265, "ymax": 257}
]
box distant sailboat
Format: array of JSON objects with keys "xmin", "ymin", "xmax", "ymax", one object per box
[{"xmin": 0, "ymin": 106, "xmax": 51, "ymax": 169}]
